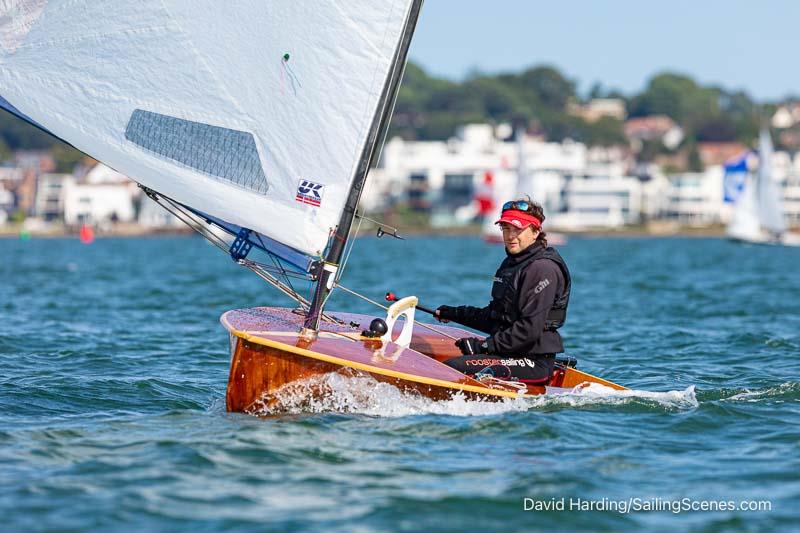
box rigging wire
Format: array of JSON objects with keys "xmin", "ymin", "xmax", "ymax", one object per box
[
  {"xmin": 335, "ymin": 284, "xmax": 459, "ymax": 341},
  {"xmin": 356, "ymin": 214, "xmax": 401, "ymax": 236},
  {"xmin": 145, "ymin": 190, "xmax": 448, "ymax": 333},
  {"xmin": 255, "ymin": 232, "xmax": 304, "ymax": 302},
  {"xmin": 143, "ymin": 188, "xmax": 317, "ymax": 310}
]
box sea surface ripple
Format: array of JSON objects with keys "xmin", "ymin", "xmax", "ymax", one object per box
[{"xmin": 1, "ymin": 235, "xmax": 798, "ymax": 531}]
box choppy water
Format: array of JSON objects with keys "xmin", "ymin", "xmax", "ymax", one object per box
[{"xmin": 1, "ymin": 235, "xmax": 798, "ymax": 530}]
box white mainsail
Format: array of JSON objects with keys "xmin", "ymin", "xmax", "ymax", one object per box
[
  {"xmin": 726, "ymin": 174, "xmax": 762, "ymax": 242},
  {"xmin": 726, "ymin": 129, "xmax": 788, "ymax": 243},
  {"xmin": 755, "ymin": 129, "xmax": 786, "ymax": 235},
  {"xmin": 0, "ymin": 1, "xmax": 416, "ymax": 258}
]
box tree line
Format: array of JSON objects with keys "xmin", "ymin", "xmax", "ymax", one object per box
[
  {"xmin": 390, "ymin": 62, "xmax": 777, "ymax": 149},
  {"xmin": 0, "ymin": 62, "xmax": 786, "ymax": 170}
]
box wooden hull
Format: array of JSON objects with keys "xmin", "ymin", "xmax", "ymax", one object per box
[{"xmin": 222, "ymin": 307, "xmax": 625, "ymax": 413}]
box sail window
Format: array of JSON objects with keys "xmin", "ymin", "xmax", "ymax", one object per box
[{"xmin": 125, "ymin": 109, "xmax": 268, "ymax": 194}]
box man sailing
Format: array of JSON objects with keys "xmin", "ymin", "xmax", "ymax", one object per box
[{"xmin": 435, "ymin": 198, "xmax": 571, "ymax": 386}]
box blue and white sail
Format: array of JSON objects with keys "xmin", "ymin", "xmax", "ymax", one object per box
[
  {"xmin": 726, "ymin": 129, "xmax": 791, "ymax": 244},
  {"xmin": 0, "ymin": 1, "xmax": 417, "ymax": 259},
  {"xmin": 722, "ymin": 150, "xmax": 750, "ymax": 204}
]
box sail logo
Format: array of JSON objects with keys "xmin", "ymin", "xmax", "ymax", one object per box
[{"xmin": 295, "ymin": 180, "xmax": 324, "ymax": 207}]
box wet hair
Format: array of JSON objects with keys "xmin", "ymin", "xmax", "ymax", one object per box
[{"xmin": 515, "ymin": 195, "xmax": 548, "ymax": 248}]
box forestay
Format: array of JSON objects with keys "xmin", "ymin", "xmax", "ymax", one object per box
[{"xmin": 0, "ymin": 0, "xmax": 415, "ymax": 258}]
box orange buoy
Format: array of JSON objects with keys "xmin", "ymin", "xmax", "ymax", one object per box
[{"xmin": 79, "ymin": 224, "xmax": 94, "ymax": 244}]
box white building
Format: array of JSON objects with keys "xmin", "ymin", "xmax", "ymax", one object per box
[
  {"xmin": 666, "ymin": 155, "xmax": 800, "ymax": 228},
  {"xmin": 368, "ymin": 124, "xmax": 618, "ymax": 212},
  {"xmin": 0, "ymin": 183, "xmax": 14, "ymax": 224},
  {"xmin": 548, "ymin": 174, "xmax": 656, "ymax": 230},
  {"xmin": 34, "ymin": 173, "xmax": 73, "ymax": 221},
  {"xmin": 0, "ymin": 166, "xmax": 24, "ymax": 183},
  {"xmin": 63, "ymin": 182, "xmax": 135, "ymax": 227},
  {"xmin": 368, "ymin": 124, "xmax": 653, "ymax": 229},
  {"xmin": 666, "ymin": 168, "xmax": 726, "ymax": 226},
  {"xmin": 137, "ymin": 194, "xmax": 185, "ymax": 228},
  {"xmin": 85, "ymin": 163, "xmax": 131, "ymax": 184},
  {"xmin": 366, "ymin": 122, "xmax": 800, "ymax": 231},
  {"xmin": 782, "ymin": 156, "xmax": 800, "ymax": 227},
  {"xmin": 367, "ymin": 124, "xmax": 514, "ymax": 213}
]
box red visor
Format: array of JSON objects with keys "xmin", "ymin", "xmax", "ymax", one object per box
[{"xmin": 495, "ymin": 209, "xmax": 541, "ymax": 229}]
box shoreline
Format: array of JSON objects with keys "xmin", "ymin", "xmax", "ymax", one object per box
[
  {"xmin": 0, "ymin": 223, "xmax": 194, "ymax": 239},
  {"xmin": 0, "ymin": 224, "xmax": 730, "ymax": 239}
]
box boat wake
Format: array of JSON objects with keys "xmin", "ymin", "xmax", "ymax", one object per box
[
  {"xmin": 720, "ymin": 381, "xmax": 800, "ymax": 402},
  {"xmin": 247, "ymin": 373, "xmax": 698, "ymax": 417},
  {"xmin": 540, "ymin": 382, "xmax": 698, "ymax": 410}
]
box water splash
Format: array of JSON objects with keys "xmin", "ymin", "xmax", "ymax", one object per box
[
  {"xmin": 724, "ymin": 382, "xmax": 800, "ymax": 402},
  {"xmin": 247, "ymin": 373, "xmax": 698, "ymax": 417},
  {"xmin": 537, "ymin": 383, "xmax": 698, "ymax": 411}
]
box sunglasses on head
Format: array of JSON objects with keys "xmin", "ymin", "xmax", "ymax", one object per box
[{"xmin": 502, "ymin": 200, "xmax": 531, "ymax": 212}]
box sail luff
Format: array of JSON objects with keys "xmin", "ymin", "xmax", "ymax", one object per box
[{"xmin": 304, "ymin": 0, "xmax": 424, "ymax": 331}]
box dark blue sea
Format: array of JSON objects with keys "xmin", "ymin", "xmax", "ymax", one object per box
[{"xmin": 1, "ymin": 235, "xmax": 798, "ymax": 531}]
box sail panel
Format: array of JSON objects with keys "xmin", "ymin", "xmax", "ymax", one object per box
[
  {"xmin": 193, "ymin": 209, "xmax": 313, "ymax": 274},
  {"xmin": 125, "ymin": 110, "xmax": 269, "ymax": 195},
  {"xmin": 0, "ymin": 0, "xmax": 414, "ymax": 257}
]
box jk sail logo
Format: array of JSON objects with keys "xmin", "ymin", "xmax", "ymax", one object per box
[{"xmin": 295, "ymin": 180, "xmax": 324, "ymax": 207}]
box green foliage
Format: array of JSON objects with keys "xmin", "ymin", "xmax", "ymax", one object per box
[
  {"xmin": 628, "ymin": 73, "xmax": 767, "ymax": 147},
  {"xmin": 515, "ymin": 66, "xmax": 575, "ymax": 111},
  {"xmin": 52, "ymin": 144, "xmax": 86, "ymax": 173},
  {"xmin": 687, "ymin": 144, "xmax": 704, "ymax": 172},
  {"xmin": 628, "ymin": 73, "xmax": 706, "ymax": 122},
  {"xmin": 0, "ymin": 109, "xmax": 57, "ymax": 149},
  {"xmin": 390, "ymin": 63, "xmax": 579, "ymax": 141},
  {"xmin": 695, "ymin": 116, "xmax": 738, "ymax": 142},
  {"xmin": 0, "ymin": 137, "xmax": 11, "ymax": 162},
  {"xmin": 0, "ymin": 63, "xmax": 775, "ymax": 154},
  {"xmin": 581, "ymin": 116, "xmax": 627, "ymax": 146},
  {"xmin": 638, "ymin": 140, "xmax": 662, "ymax": 163},
  {"xmin": 387, "ymin": 63, "xmax": 769, "ymax": 148},
  {"xmin": 10, "ymin": 209, "xmax": 26, "ymax": 223}
]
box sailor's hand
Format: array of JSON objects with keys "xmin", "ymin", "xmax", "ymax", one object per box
[
  {"xmin": 455, "ymin": 337, "xmax": 488, "ymax": 355},
  {"xmin": 435, "ymin": 305, "xmax": 457, "ymax": 323}
]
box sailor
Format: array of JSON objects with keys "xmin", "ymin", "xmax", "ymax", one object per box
[{"xmin": 435, "ymin": 198, "xmax": 570, "ymax": 385}]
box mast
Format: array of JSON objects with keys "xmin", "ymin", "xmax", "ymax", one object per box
[{"xmin": 303, "ymin": 0, "xmax": 424, "ymax": 333}]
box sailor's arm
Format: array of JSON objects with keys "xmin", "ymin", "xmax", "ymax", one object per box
[{"xmin": 435, "ymin": 304, "xmax": 494, "ymax": 334}]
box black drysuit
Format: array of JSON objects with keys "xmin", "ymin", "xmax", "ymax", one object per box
[{"xmin": 444, "ymin": 243, "xmax": 570, "ymax": 384}]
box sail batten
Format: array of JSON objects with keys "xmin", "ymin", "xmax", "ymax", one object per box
[{"xmin": 0, "ymin": 0, "xmax": 416, "ymax": 257}]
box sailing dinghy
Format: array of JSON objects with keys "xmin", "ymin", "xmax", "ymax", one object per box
[
  {"xmin": 0, "ymin": 1, "xmax": 624, "ymax": 413},
  {"xmin": 726, "ymin": 130, "xmax": 800, "ymax": 246}
]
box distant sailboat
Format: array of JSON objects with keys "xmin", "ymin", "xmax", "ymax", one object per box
[{"xmin": 726, "ymin": 130, "xmax": 800, "ymax": 246}]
